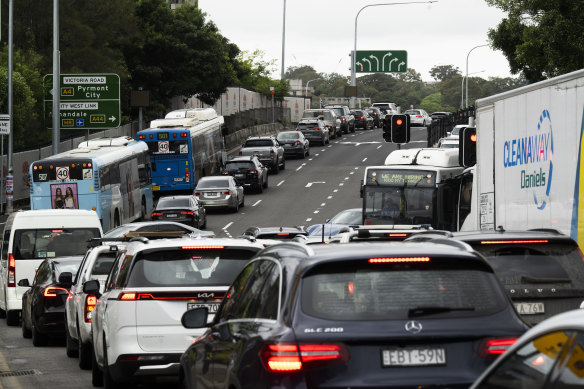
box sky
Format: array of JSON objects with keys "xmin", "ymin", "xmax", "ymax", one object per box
[{"xmin": 197, "ymin": 0, "xmax": 515, "ymax": 82}]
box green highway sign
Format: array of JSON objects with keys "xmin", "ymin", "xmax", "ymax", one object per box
[
  {"xmin": 43, "ymin": 73, "xmax": 121, "ymax": 129},
  {"xmin": 355, "ymin": 50, "xmax": 407, "ymax": 73}
]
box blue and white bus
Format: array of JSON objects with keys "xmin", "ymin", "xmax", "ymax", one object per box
[
  {"xmin": 137, "ymin": 108, "xmax": 226, "ymax": 196},
  {"xmin": 30, "ymin": 136, "xmax": 154, "ymax": 232}
]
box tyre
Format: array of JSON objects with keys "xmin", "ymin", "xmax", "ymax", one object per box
[
  {"xmin": 32, "ymin": 320, "xmax": 48, "ymax": 347},
  {"xmin": 21, "ymin": 315, "xmax": 32, "ymax": 339},
  {"xmin": 65, "ymin": 320, "xmax": 78, "ymax": 357},
  {"xmin": 6, "ymin": 310, "xmax": 19, "ymax": 326},
  {"xmin": 306, "ymin": 147, "xmax": 310, "ymax": 157},
  {"xmin": 92, "ymin": 346, "xmax": 104, "ymax": 387},
  {"xmin": 263, "ymin": 175, "xmax": 268, "ymax": 189},
  {"xmin": 232, "ymin": 199, "xmax": 239, "ymax": 213},
  {"xmin": 272, "ymin": 162, "xmax": 279, "ymax": 174},
  {"xmin": 280, "ymin": 157, "xmax": 285, "ymax": 170},
  {"xmin": 0, "ymin": 307, "xmax": 6, "ymax": 319},
  {"xmin": 321, "ymin": 138, "xmax": 326, "ymax": 146},
  {"xmin": 140, "ymin": 201, "xmax": 147, "ymax": 221},
  {"xmin": 113, "ymin": 212, "xmax": 120, "ymax": 229},
  {"xmin": 79, "ymin": 334, "xmax": 93, "ymax": 370},
  {"xmin": 326, "ymin": 136, "xmax": 330, "ymax": 145},
  {"xmin": 200, "ymin": 214, "xmax": 207, "ymax": 229},
  {"xmin": 240, "ymin": 195, "xmax": 245, "ymax": 208},
  {"xmin": 103, "ymin": 342, "xmax": 120, "ymax": 389}
]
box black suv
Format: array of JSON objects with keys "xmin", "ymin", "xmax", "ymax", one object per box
[
  {"xmin": 324, "ymin": 105, "xmax": 355, "ymax": 133},
  {"xmin": 407, "ymin": 228, "xmax": 584, "ymax": 326},
  {"xmin": 222, "ymin": 155, "xmax": 268, "ymax": 193},
  {"xmin": 179, "ymin": 240, "xmax": 528, "ymax": 389}
]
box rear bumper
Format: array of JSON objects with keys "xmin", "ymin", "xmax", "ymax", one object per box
[
  {"xmin": 37, "ymin": 311, "xmax": 66, "ymax": 334},
  {"xmin": 111, "ymin": 353, "xmax": 181, "ymax": 382}
]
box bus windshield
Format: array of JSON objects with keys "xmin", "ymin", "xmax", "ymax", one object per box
[{"xmin": 363, "ymin": 186, "xmax": 435, "ymax": 225}]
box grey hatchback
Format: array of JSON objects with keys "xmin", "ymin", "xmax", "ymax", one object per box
[
  {"xmin": 296, "ymin": 119, "xmax": 330, "ymax": 146},
  {"xmin": 194, "ymin": 175, "xmax": 244, "ymax": 212}
]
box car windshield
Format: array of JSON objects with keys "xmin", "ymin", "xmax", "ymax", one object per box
[
  {"xmin": 405, "ymin": 110, "xmax": 421, "ymax": 115},
  {"xmin": 14, "ymin": 228, "xmax": 101, "ymax": 259},
  {"xmin": 156, "ymin": 198, "xmax": 190, "ymax": 208},
  {"xmin": 196, "ymin": 179, "xmax": 230, "ymax": 189},
  {"xmin": 225, "ymin": 162, "xmax": 253, "ymax": 170},
  {"xmin": 126, "ymin": 248, "xmax": 259, "ymax": 287},
  {"xmin": 468, "ymin": 241, "xmax": 584, "ymax": 287},
  {"xmin": 328, "ymin": 108, "xmax": 343, "ymax": 116},
  {"xmin": 302, "ymin": 260, "xmax": 506, "ymax": 321},
  {"xmin": 330, "ymin": 209, "xmax": 362, "ymax": 224},
  {"xmin": 277, "ymin": 132, "xmax": 300, "ymax": 140},
  {"xmin": 244, "ymin": 140, "xmax": 273, "ymax": 147}
]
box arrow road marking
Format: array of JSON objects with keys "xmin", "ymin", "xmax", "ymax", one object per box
[
  {"xmin": 383, "ymin": 52, "xmax": 392, "ymax": 71},
  {"xmin": 362, "ymin": 58, "xmax": 372, "ymax": 72},
  {"xmin": 369, "ymin": 55, "xmax": 379, "ymax": 71}
]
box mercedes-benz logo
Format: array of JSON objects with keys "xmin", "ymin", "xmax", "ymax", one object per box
[{"xmin": 405, "ymin": 320, "xmax": 423, "ymax": 334}]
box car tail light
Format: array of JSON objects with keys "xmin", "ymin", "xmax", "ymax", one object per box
[
  {"xmin": 194, "ymin": 191, "xmax": 202, "ymax": 196},
  {"xmin": 296, "ymin": 128, "xmax": 301, "ymax": 131},
  {"xmin": 270, "ymin": 149, "xmax": 275, "ymax": 154},
  {"xmin": 221, "ymin": 170, "xmax": 229, "ymax": 175},
  {"xmin": 181, "ymin": 245, "xmax": 225, "ymax": 249},
  {"xmin": 294, "ymin": 141, "xmax": 301, "ymax": 146},
  {"xmin": 368, "ymin": 257, "xmax": 430, "ymax": 263},
  {"xmin": 44, "ymin": 287, "xmax": 69, "ymax": 298},
  {"xmin": 118, "ymin": 291, "xmax": 223, "ymax": 301},
  {"xmin": 261, "ymin": 343, "xmax": 349, "ymax": 372},
  {"xmin": 250, "ymin": 169, "xmax": 258, "ymax": 175},
  {"xmin": 222, "ymin": 191, "xmax": 230, "ymax": 195},
  {"xmin": 314, "ymin": 127, "xmax": 321, "ymax": 131},
  {"xmin": 8, "ymin": 254, "xmax": 15, "ymax": 287},
  {"xmin": 180, "ymin": 211, "xmax": 194, "ymax": 215},
  {"xmin": 151, "ymin": 212, "xmax": 163, "ymax": 217},
  {"xmin": 480, "ymin": 239, "xmax": 549, "ymax": 244},
  {"xmin": 119, "ymin": 292, "xmax": 137, "ymax": 301},
  {"xmin": 479, "ymin": 338, "xmax": 518, "ymax": 358},
  {"xmin": 360, "ymin": 116, "xmax": 365, "ymax": 120},
  {"xmin": 85, "ymin": 295, "xmax": 97, "ymax": 323},
  {"xmin": 416, "ymin": 115, "xmax": 422, "ymax": 118},
  {"xmin": 239, "ymin": 151, "xmax": 243, "ymax": 156}
]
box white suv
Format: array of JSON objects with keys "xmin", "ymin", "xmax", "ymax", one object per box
[
  {"xmin": 372, "ymin": 102, "xmax": 399, "ymax": 116},
  {"xmin": 86, "ymin": 237, "xmax": 264, "ymax": 387},
  {"xmin": 65, "ymin": 242, "xmax": 120, "ymax": 369}
]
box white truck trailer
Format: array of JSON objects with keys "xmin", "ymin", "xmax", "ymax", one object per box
[{"xmin": 461, "ymin": 68, "xmax": 584, "ymax": 249}]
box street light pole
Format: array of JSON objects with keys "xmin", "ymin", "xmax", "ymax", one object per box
[
  {"xmin": 351, "ymin": 1, "xmax": 437, "ymax": 109},
  {"xmin": 305, "ymin": 78, "xmax": 319, "ymax": 97},
  {"xmin": 281, "ymin": 0, "xmax": 286, "ymax": 80},
  {"xmin": 465, "ymin": 44, "xmax": 488, "ymax": 107},
  {"xmin": 460, "ymin": 70, "xmax": 485, "ymax": 109}
]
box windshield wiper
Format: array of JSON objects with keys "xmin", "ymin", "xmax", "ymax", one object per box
[
  {"xmin": 408, "ymin": 306, "xmax": 475, "ymax": 318},
  {"xmin": 520, "ymin": 276, "xmax": 572, "ymax": 284}
]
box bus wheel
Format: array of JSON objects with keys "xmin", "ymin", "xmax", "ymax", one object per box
[
  {"xmin": 140, "ymin": 200, "xmax": 147, "ymax": 221},
  {"xmin": 114, "ymin": 212, "xmax": 120, "ymax": 228}
]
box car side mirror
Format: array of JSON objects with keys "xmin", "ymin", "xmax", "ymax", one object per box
[
  {"xmin": 58, "ymin": 272, "xmax": 73, "ymax": 288},
  {"xmin": 83, "ymin": 279, "xmax": 101, "ymax": 297},
  {"xmin": 18, "ymin": 279, "xmax": 30, "ymax": 287},
  {"xmin": 181, "ymin": 307, "xmax": 209, "ymax": 329}
]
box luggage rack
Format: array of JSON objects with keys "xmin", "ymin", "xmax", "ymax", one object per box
[{"xmin": 87, "ymin": 231, "xmax": 191, "ymax": 248}]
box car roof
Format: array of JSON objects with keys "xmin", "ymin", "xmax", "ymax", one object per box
[
  {"xmin": 158, "ymin": 195, "xmax": 193, "ymax": 200},
  {"xmin": 245, "ymin": 136, "xmax": 274, "ymax": 140},
  {"xmin": 227, "ymin": 156, "xmax": 255, "ymax": 162},
  {"xmin": 198, "ymin": 175, "xmax": 233, "ymax": 181},
  {"xmin": 122, "ymin": 237, "xmax": 264, "ymax": 254},
  {"xmin": 451, "ymin": 228, "xmax": 575, "ymax": 243}
]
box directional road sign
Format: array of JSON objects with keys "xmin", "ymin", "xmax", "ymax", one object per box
[
  {"xmin": 355, "ymin": 50, "xmax": 407, "ymax": 73},
  {"xmin": 43, "ymin": 73, "xmax": 121, "ymax": 130}
]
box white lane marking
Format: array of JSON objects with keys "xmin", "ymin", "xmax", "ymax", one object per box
[
  {"xmin": 339, "ymin": 183, "xmax": 344, "ymax": 186},
  {"xmin": 321, "ymin": 203, "xmax": 326, "ymax": 207},
  {"xmin": 313, "ymin": 210, "xmax": 320, "ymax": 214},
  {"xmin": 223, "ymin": 222, "xmax": 233, "ymax": 230},
  {"xmin": 345, "ymin": 177, "xmax": 349, "ymax": 180},
  {"xmin": 306, "ymin": 181, "xmax": 326, "ymax": 188},
  {"xmin": 320, "ymin": 149, "xmax": 325, "ymax": 152},
  {"xmin": 338, "ymin": 141, "xmax": 381, "ymax": 146},
  {"xmin": 306, "ymin": 218, "xmax": 312, "ymax": 222},
  {"xmin": 355, "ymin": 167, "xmax": 360, "ymax": 170},
  {"xmin": 350, "ymin": 172, "xmax": 354, "ymax": 175},
  {"xmin": 309, "ymin": 158, "xmax": 313, "ymax": 161},
  {"xmin": 327, "ymin": 196, "xmax": 333, "ymax": 199},
  {"xmin": 252, "ymin": 200, "xmax": 262, "ymax": 207},
  {"xmin": 362, "ymin": 157, "xmax": 368, "ymax": 162},
  {"xmin": 315, "ymin": 153, "xmax": 320, "ymax": 156},
  {"xmin": 377, "ymin": 145, "xmax": 382, "ymax": 149},
  {"xmin": 277, "ymin": 180, "xmax": 285, "ymax": 186},
  {"xmin": 333, "ymin": 189, "xmax": 338, "ymax": 193},
  {"xmin": 296, "ymin": 164, "xmax": 305, "ymax": 171}
]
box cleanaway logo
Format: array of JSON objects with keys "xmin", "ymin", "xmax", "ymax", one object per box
[{"xmin": 502, "ymin": 109, "xmax": 553, "ymax": 210}]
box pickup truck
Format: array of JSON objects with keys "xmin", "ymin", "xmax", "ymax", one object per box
[
  {"xmin": 238, "ymin": 136, "xmax": 285, "ymax": 173},
  {"xmin": 324, "ymin": 105, "xmax": 355, "ymax": 133}
]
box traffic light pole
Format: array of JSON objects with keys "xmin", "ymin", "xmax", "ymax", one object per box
[{"xmin": 350, "ymin": 1, "xmax": 437, "ymax": 109}]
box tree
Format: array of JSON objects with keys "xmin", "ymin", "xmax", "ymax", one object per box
[
  {"xmin": 486, "ymin": 0, "xmax": 584, "ymax": 82},
  {"xmin": 429, "ymin": 65, "xmax": 461, "ymax": 82}
]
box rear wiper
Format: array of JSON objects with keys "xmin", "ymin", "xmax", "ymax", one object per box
[
  {"xmin": 520, "ymin": 276, "xmax": 572, "ymax": 284},
  {"xmin": 408, "ymin": 306, "xmax": 475, "ymax": 318}
]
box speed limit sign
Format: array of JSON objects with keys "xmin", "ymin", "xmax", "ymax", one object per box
[
  {"xmin": 158, "ymin": 141, "xmax": 169, "ymax": 153},
  {"xmin": 56, "ymin": 166, "xmax": 70, "ymax": 181}
]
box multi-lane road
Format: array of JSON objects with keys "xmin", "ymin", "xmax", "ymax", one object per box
[{"xmin": 0, "ymin": 125, "xmax": 429, "ymax": 389}]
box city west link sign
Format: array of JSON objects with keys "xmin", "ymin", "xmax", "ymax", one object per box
[{"xmin": 43, "ymin": 73, "xmax": 121, "ymax": 130}]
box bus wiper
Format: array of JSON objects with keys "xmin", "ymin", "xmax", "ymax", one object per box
[
  {"xmin": 521, "ymin": 276, "xmax": 572, "ymax": 284},
  {"xmin": 408, "ymin": 306, "xmax": 475, "ymax": 318}
]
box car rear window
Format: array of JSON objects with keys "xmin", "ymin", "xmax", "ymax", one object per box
[
  {"xmin": 225, "ymin": 162, "xmax": 253, "ymax": 170},
  {"xmin": 91, "ymin": 252, "xmax": 117, "ymax": 275},
  {"xmin": 298, "ymin": 123, "xmax": 321, "ymax": 130},
  {"xmin": 301, "ymin": 259, "xmax": 506, "ymax": 321},
  {"xmin": 406, "ymin": 110, "xmax": 421, "ymax": 115},
  {"xmin": 196, "ymin": 179, "xmax": 230, "ymax": 189},
  {"xmin": 156, "ymin": 198, "xmax": 190, "ymax": 208},
  {"xmin": 13, "ymin": 228, "xmax": 101, "ymax": 259},
  {"xmin": 468, "ymin": 240, "xmax": 584, "ymax": 288},
  {"xmin": 244, "ymin": 140, "xmax": 273, "ymax": 147},
  {"xmin": 125, "ymin": 248, "xmax": 258, "ymax": 287},
  {"xmin": 277, "ymin": 133, "xmax": 300, "ymax": 140}
]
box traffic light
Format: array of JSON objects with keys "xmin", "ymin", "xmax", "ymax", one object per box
[
  {"xmin": 390, "ymin": 114, "xmax": 410, "ymax": 143},
  {"xmin": 459, "ymin": 127, "xmax": 477, "ymax": 167}
]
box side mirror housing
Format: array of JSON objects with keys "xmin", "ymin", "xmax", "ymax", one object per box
[
  {"xmin": 83, "ymin": 279, "xmax": 101, "ymax": 297},
  {"xmin": 58, "ymin": 272, "xmax": 73, "ymax": 288},
  {"xmin": 18, "ymin": 279, "xmax": 30, "ymax": 287},
  {"xmin": 181, "ymin": 307, "xmax": 210, "ymax": 329}
]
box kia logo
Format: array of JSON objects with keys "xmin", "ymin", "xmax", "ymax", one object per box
[{"xmin": 405, "ymin": 320, "xmax": 423, "ymax": 334}]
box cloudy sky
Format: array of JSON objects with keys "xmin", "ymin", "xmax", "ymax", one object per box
[{"xmin": 197, "ymin": 0, "xmax": 515, "ymax": 82}]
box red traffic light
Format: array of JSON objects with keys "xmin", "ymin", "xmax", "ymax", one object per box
[
  {"xmin": 470, "ymin": 133, "xmax": 477, "ymax": 142},
  {"xmin": 396, "ymin": 119, "xmax": 403, "ymax": 126}
]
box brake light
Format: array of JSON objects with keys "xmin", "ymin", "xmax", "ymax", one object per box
[
  {"xmin": 388, "ymin": 233, "xmax": 408, "ymax": 237},
  {"xmin": 277, "ymin": 233, "xmax": 290, "ymax": 236},
  {"xmin": 261, "ymin": 344, "xmax": 348, "ymax": 372},
  {"xmin": 314, "ymin": 128, "xmax": 321, "ymax": 131},
  {"xmin": 480, "ymin": 240, "xmax": 549, "ymax": 244},
  {"xmin": 360, "ymin": 116, "xmax": 364, "ymax": 120},
  {"xmin": 222, "ymin": 191, "xmax": 230, "ymax": 195},
  {"xmin": 119, "ymin": 292, "xmax": 137, "ymax": 301},
  {"xmin": 416, "ymin": 115, "xmax": 422, "ymax": 118},
  {"xmin": 44, "ymin": 287, "xmax": 69, "ymax": 298},
  {"xmin": 296, "ymin": 128, "xmax": 301, "ymax": 131},
  {"xmin": 185, "ymin": 167, "xmax": 189, "ymax": 178},
  {"xmin": 479, "ymin": 338, "xmax": 518, "ymax": 358},
  {"xmin": 270, "ymin": 149, "xmax": 275, "ymax": 154},
  {"xmin": 181, "ymin": 132, "xmax": 188, "ymax": 138},
  {"xmin": 368, "ymin": 257, "xmax": 430, "ymax": 263},
  {"xmin": 249, "ymin": 170, "xmax": 258, "ymax": 175},
  {"xmin": 194, "ymin": 191, "xmax": 202, "ymax": 196},
  {"xmin": 294, "ymin": 141, "xmax": 301, "ymax": 146},
  {"xmin": 138, "ymin": 134, "xmax": 145, "ymax": 140},
  {"xmin": 239, "ymin": 151, "xmax": 243, "ymax": 156},
  {"xmin": 180, "ymin": 211, "xmax": 194, "ymax": 215},
  {"xmin": 151, "ymin": 212, "xmax": 163, "ymax": 217},
  {"xmin": 85, "ymin": 295, "xmax": 97, "ymax": 323},
  {"xmin": 181, "ymin": 245, "xmax": 225, "ymax": 249},
  {"xmin": 8, "ymin": 254, "xmax": 15, "ymax": 287}
]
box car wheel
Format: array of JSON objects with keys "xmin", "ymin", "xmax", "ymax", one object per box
[
  {"xmin": 103, "ymin": 341, "xmax": 120, "ymax": 389},
  {"xmin": 240, "ymin": 195, "xmax": 245, "ymax": 208},
  {"xmin": 232, "ymin": 199, "xmax": 239, "ymax": 213},
  {"xmin": 200, "ymin": 214, "xmax": 207, "ymax": 229},
  {"xmin": 0, "ymin": 307, "xmax": 6, "ymax": 319},
  {"xmin": 280, "ymin": 157, "xmax": 285, "ymax": 170},
  {"xmin": 79, "ymin": 330, "xmax": 93, "ymax": 370},
  {"xmin": 321, "ymin": 138, "xmax": 326, "ymax": 146},
  {"xmin": 32, "ymin": 319, "xmax": 48, "ymax": 347},
  {"xmin": 92, "ymin": 344, "xmax": 103, "ymax": 387},
  {"xmin": 306, "ymin": 147, "xmax": 310, "ymax": 156},
  {"xmin": 263, "ymin": 175, "xmax": 268, "ymax": 189},
  {"xmin": 65, "ymin": 318, "xmax": 78, "ymax": 357},
  {"xmin": 326, "ymin": 136, "xmax": 330, "ymax": 145},
  {"xmin": 21, "ymin": 313, "xmax": 32, "ymax": 339},
  {"xmin": 271, "ymin": 162, "xmax": 279, "ymax": 174},
  {"xmin": 6, "ymin": 310, "xmax": 19, "ymax": 326}
]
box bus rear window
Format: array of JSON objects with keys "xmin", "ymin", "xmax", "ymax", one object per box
[
  {"xmin": 31, "ymin": 159, "xmax": 93, "ymax": 182},
  {"xmin": 145, "ymin": 140, "xmax": 189, "ymax": 155},
  {"xmin": 13, "ymin": 229, "xmax": 100, "ymax": 259}
]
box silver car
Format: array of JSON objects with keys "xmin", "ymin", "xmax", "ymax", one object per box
[
  {"xmin": 194, "ymin": 176, "xmax": 244, "ymax": 212},
  {"xmin": 405, "ymin": 109, "xmax": 432, "ymax": 127}
]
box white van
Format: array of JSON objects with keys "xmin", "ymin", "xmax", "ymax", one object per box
[{"xmin": 0, "ymin": 209, "xmax": 103, "ymax": 325}]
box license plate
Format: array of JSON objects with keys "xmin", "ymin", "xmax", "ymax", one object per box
[
  {"xmin": 174, "ymin": 178, "xmax": 183, "ymax": 182},
  {"xmin": 514, "ymin": 302, "xmax": 545, "ymax": 315},
  {"xmin": 236, "ymin": 174, "xmax": 245, "ymax": 178},
  {"xmin": 382, "ymin": 347, "xmax": 446, "ymax": 367},
  {"xmin": 166, "ymin": 213, "xmax": 177, "ymax": 218},
  {"xmin": 205, "ymin": 192, "xmax": 218, "ymax": 197},
  {"xmin": 152, "ymin": 186, "xmax": 160, "ymax": 191},
  {"xmin": 187, "ymin": 303, "xmax": 219, "ymax": 313}
]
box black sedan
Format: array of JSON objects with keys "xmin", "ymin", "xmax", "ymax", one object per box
[
  {"xmin": 276, "ymin": 131, "xmax": 309, "ymax": 158},
  {"xmin": 151, "ymin": 195, "xmax": 206, "ymax": 229},
  {"xmin": 20, "ymin": 256, "xmax": 82, "ymax": 346},
  {"xmin": 350, "ymin": 109, "xmax": 374, "ymax": 130},
  {"xmin": 178, "ymin": 241, "xmax": 528, "ymax": 389}
]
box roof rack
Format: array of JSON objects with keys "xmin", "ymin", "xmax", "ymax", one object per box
[{"xmin": 88, "ymin": 231, "xmax": 190, "ymax": 248}]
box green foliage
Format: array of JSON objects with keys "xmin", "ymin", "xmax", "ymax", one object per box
[
  {"xmin": 429, "ymin": 65, "xmax": 462, "ymax": 82},
  {"xmin": 236, "ymin": 51, "xmax": 289, "ymax": 100},
  {"xmin": 420, "ymin": 93, "xmax": 449, "ymax": 113},
  {"xmin": 486, "ymin": 0, "xmax": 584, "ymax": 82}
]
